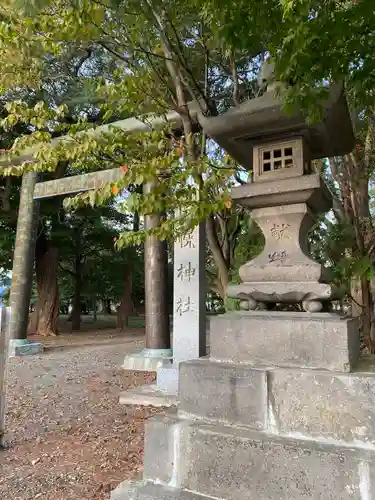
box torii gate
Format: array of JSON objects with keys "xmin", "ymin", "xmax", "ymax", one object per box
[{"xmin": 5, "ymin": 104, "xmax": 205, "ymax": 368}]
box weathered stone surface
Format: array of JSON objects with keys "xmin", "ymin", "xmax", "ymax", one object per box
[
  {"xmin": 230, "ymin": 172, "xmax": 330, "ymax": 211},
  {"xmin": 227, "ymin": 281, "xmax": 336, "ymax": 308},
  {"xmin": 122, "ymin": 349, "xmax": 172, "ymax": 372},
  {"xmin": 0, "ymin": 307, "xmax": 10, "ymax": 445},
  {"xmin": 111, "ymin": 481, "xmax": 213, "ymax": 500},
  {"xmin": 143, "ymin": 414, "xmax": 192, "ymax": 486},
  {"xmin": 143, "ymin": 416, "xmax": 175, "ymax": 485},
  {"xmin": 179, "ymin": 359, "xmax": 267, "ymax": 429},
  {"xmin": 185, "ymin": 423, "xmax": 374, "ymax": 500},
  {"xmin": 157, "ymin": 365, "xmax": 179, "ymax": 396},
  {"xmin": 269, "ymin": 361, "xmax": 375, "ymax": 445},
  {"xmin": 111, "ymin": 480, "xmax": 142, "ymax": 500},
  {"xmin": 119, "ymin": 384, "xmax": 178, "ymax": 408},
  {"xmin": 210, "ymin": 312, "xmax": 360, "ymax": 371},
  {"xmin": 171, "ymin": 224, "xmax": 206, "ymax": 365},
  {"xmin": 227, "ymin": 173, "xmax": 336, "ymax": 308},
  {"xmin": 8, "ymin": 339, "xmax": 42, "ymax": 357},
  {"xmin": 199, "ymin": 84, "xmax": 354, "ymax": 171},
  {"xmin": 157, "ymin": 223, "xmax": 206, "ymax": 395},
  {"xmin": 141, "ymin": 414, "xmax": 375, "ymax": 500},
  {"xmin": 238, "ymin": 203, "xmax": 329, "ymax": 284}
]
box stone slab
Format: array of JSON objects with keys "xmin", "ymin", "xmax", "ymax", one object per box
[
  {"xmin": 119, "ymin": 384, "xmax": 178, "ymax": 408},
  {"xmin": 157, "ymin": 365, "xmax": 179, "ymax": 396},
  {"xmin": 185, "ymin": 423, "xmax": 375, "ymax": 500},
  {"xmin": 111, "ymin": 480, "xmax": 213, "ymax": 500},
  {"xmin": 210, "ymin": 312, "xmax": 359, "ymax": 371},
  {"xmin": 178, "ymin": 359, "xmax": 267, "ymax": 429},
  {"xmin": 142, "ymin": 414, "xmax": 375, "ymax": 500},
  {"xmin": 269, "ymin": 360, "xmax": 375, "ymax": 446},
  {"xmin": 143, "ymin": 414, "xmax": 193, "ymax": 486},
  {"xmin": 8, "ymin": 339, "xmax": 42, "ymax": 357},
  {"xmin": 227, "ymin": 281, "xmax": 335, "ymax": 302},
  {"xmin": 111, "ymin": 479, "xmax": 141, "ymax": 500},
  {"xmin": 122, "ymin": 349, "xmax": 172, "ymax": 372}
]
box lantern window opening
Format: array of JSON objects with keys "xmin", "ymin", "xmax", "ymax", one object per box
[{"xmin": 260, "ymin": 144, "xmax": 296, "ymax": 174}]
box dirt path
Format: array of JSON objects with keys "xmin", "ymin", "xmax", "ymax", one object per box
[
  {"xmin": 28, "ymin": 328, "xmax": 145, "ymax": 350},
  {"xmin": 0, "ymin": 342, "xmax": 164, "ymax": 500}
]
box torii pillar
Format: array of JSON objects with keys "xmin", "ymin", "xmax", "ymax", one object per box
[
  {"xmin": 121, "ymin": 179, "xmax": 172, "ymax": 371},
  {"xmin": 8, "ymin": 172, "xmax": 42, "ymax": 356}
]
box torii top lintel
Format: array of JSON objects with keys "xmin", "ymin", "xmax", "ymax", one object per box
[{"xmin": 3, "ymin": 102, "xmax": 203, "ymax": 200}]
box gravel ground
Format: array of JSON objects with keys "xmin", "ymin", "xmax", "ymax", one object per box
[{"xmin": 0, "ymin": 341, "xmax": 165, "ymax": 500}]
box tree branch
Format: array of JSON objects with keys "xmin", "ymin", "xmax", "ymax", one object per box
[
  {"xmin": 73, "ymin": 48, "xmax": 93, "ymax": 77},
  {"xmin": 163, "ymin": 11, "xmax": 213, "ymax": 113},
  {"xmin": 97, "ymin": 41, "xmax": 130, "ymax": 64},
  {"xmin": 230, "ymin": 56, "xmax": 240, "ymax": 106},
  {"xmin": 206, "ymin": 215, "xmax": 230, "ymax": 291},
  {"xmin": 229, "ymin": 211, "xmax": 244, "ymax": 263},
  {"xmin": 58, "ymin": 263, "xmax": 76, "ymax": 277}
]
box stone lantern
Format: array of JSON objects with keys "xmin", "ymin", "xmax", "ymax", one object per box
[
  {"xmin": 112, "ymin": 65, "xmax": 375, "ymax": 500},
  {"xmin": 200, "ymin": 62, "xmax": 354, "ymax": 313}
]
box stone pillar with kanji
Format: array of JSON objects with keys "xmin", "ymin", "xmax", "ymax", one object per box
[{"xmin": 156, "ymin": 222, "xmax": 206, "ymax": 395}]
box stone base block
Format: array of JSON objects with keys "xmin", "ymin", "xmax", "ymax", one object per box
[
  {"xmin": 269, "ymin": 358, "xmax": 375, "ymax": 446},
  {"xmin": 8, "ymin": 339, "xmax": 43, "ymax": 357},
  {"xmin": 157, "ymin": 365, "xmax": 179, "ymax": 395},
  {"xmin": 210, "ymin": 311, "xmax": 359, "ymax": 371},
  {"xmin": 122, "ymin": 348, "xmax": 172, "ymax": 372},
  {"xmin": 179, "ymin": 359, "xmax": 267, "ymax": 429},
  {"xmin": 178, "ymin": 357, "xmax": 375, "ymax": 446},
  {"xmin": 144, "ymin": 414, "xmax": 375, "ymax": 500},
  {"xmin": 143, "ymin": 414, "xmax": 192, "ymax": 485},
  {"xmin": 186, "ymin": 422, "xmax": 375, "ymax": 500},
  {"xmin": 111, "ymin": 480, "xmax": 211, "ymax": 500},
  {"xmin": 119, "ymin": 384, "xmax": 178, "ymax": 408}
]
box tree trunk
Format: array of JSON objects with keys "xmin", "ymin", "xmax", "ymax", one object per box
[
  {"xmin": 34, "ymin": 236, "xmax": 59, "ymax": 337},
  {"xmin": 206, "ymin": 216, "xmax": 230, "ymax": 301},
  {"xmin": 105, "ymin": 299, "xmax": 112, "ymax": 314},
  {"xmin": 93, "ymin": 298, "xmax": 97, "ymax": 322},
  {"xmin": 116, "ymin": 272, "xmax": 134, "ymax": 331},
  {"xmin": 71, "ymin": 245, "xmax": 82, "ymax": 331},
  {"xmin": 28, "ymin": 309, "xmax": 39, "ymax": 334},
  {"xmin": 71, "ymin": 275, "xmax": 82, "ymax": 331},
  {"xmin": 155, "ymin": 18, "xmax": 232, "ymax": 305},
  {"xmin": 330, "ymin": 137, "xmax": 375, "ymax": 352},
  {"xmin": 351, "ymin": 278, "xmax": 362, "ymax": 318}
]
